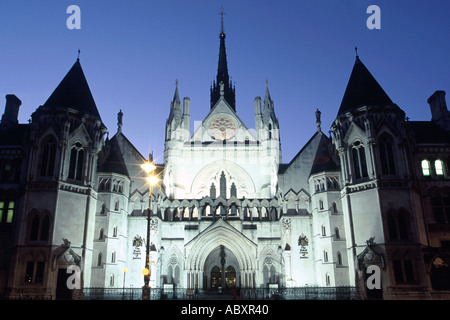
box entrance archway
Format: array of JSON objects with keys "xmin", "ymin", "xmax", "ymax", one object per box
[
  {"xmin": 204, "ymin": 245, "xmax": 240, "ymax": 289},
  {"xmin": 184, "ymin": 219, "xmax": 257, "ymax": 289}
]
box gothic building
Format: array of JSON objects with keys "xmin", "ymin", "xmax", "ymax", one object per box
[{"xmin": 0, "ymin": 19, "xmax": 449, "ymax": 300}]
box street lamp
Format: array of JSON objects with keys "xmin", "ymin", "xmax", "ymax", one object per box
[
  {"xmin": 141, "ymin": 154, "xmax": 159, "ymax": 300},
  {"xmin": 122, "ymin": 267, "xmax": 127, "ymax": 299}
]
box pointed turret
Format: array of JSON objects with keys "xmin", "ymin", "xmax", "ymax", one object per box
[
  {"xmin": 44, "ymin": 59, "xmax": 101, "ymax": 120},
  {"xmin": 263, "ymin": 80, "xmax": 274, "ymax": 111},
  {"xmin": 165, "ymin": 80, "xmax": 184, "ymax": 141},
  {"xmin": 338, "ymin": 56, "xmax": 393, "ymax": 116},
  {"xmin": 210, "ymin": 7, "xmax": 236, "ymax": 111},
  {"xmin": 262, "ymin": 80, "xmax": 278, "ymax": 131},
  {"xmin": 172, "ymin": 79, "xmax": 181, "ymax": 104}
]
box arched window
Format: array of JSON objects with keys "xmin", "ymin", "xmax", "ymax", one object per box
[
  {"xmin": 337, "ymin": 252, "xmax": 343, "ymax": 265},
  {"xmin": 332, "ymin": 202, "xmax": 338, "ymax": 213},
  {"xmin": 29, "ymin": 213, "xmax": 51, "ymax": 242},
  {"xmin": 99, "ymin": 228, "xmax": 104, "ymax": 240},
  {"xmin": 40, "ymin": 215, "xmax": 50, "ymax": 241},
  {"xmin": 431, "ymin": 189, "xmax": 450, "ymax": 224},
  {"xmin": 387, "ymin": 209, "xmax": 410, "ymax": 241},
  {"xmin": 326, "ymin": 273, "xmax": 331, "ymax": 286},
  {"xmin": 421, "ymin": 160, "xmax": 431, "ymax": 176},
  {"xmin": 111, "ymin": 251, "xmax": 116, "ymax": 263},
  {"xmin": 435, "ymin": 159, "xmax": 445, "ymax": 176},
  {"xmin": 68, "ymin": 142, "xmax": 84, "ymax": 180},
  {"xmin": 174, "ymin": 265, "xmax": 180, "ymax": 285},
  {"xmin": 324, "ymin": 250, "xmax": 329, "ymax": 262},
  {"xmin": 393, "ymin": 253, "xmax": 415, "ymax": 284},
  {"xmin": 262, "ymin": 264, "xmax": 269, "ymax": 285},
  {"xmin": 167, "ymin": 265, "xmax": 173, "ymax": 284},
  {"xmin": 337, "ymin": 251, "xmax": 342, "ymax": 266},
  {"xmin": 334, "ymin": 227, "xmax": 340, "ymax": 240},
  {"xmin": 40, "ymin": 136, "xmax": 57, "ymax": 177},
  {"xmin": 319, "ymin": 200, "xmax": 324, "ymax": 210},
  {"xmin": 269, "ymin": 265, "xmax": 277, "ymax": 283},
  {"xmin": 379, "ymin": 134, "xmax": 396, "ymax": 175},
  {"xmin": 24, "ymin": 259, "xmax": 45, "ymax": 284},
  {"xmin": 167, "ymin": 256, "xmax": 181, "ymax": 285},
  {"xmin": 97, "ymin": 252, "xmax": 103, "ymax": 267},
  {"xmin": 30, "ymin": 215, "xmax": 40, "ymax": 241},
  {"xmin": 109, "ymin": 274, "xmax": 114, "ymax": 287},
  {"xmin": 321, "ymin": 225, "xmax": 326, "ymax": 236},
  {"xmin": 352, "ymin": 141, "xmax": 368, "ymax": 179}
]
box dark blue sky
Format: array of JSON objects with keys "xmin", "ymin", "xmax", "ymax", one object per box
[{"xmin": 1, "ymin": 1, "xmax": 449, "ymax": 163}]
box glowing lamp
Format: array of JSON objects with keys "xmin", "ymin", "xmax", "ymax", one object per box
[
  {"xmin": 146, "ymin": 176, "xmax": 159, "ymax": 185},
  {"xmin": 141, "ymin": 162, "xmax": 156, "ymax": 174}
]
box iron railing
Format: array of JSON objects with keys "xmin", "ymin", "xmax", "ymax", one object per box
[{"xmin": 81, "ymin": 286, "xmax": 356, "ymax": 300}]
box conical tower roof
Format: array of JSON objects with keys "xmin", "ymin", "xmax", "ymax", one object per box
[
  {"xmin": 338, "ymin": 56, "xmax": 393, "ymax": 115},
  {"xmin": 44, "ymin": 59, "xmax": 101, "ymax": 119},
  {"xmin": 98, "ymin": 134, "xmax": 129, "ymax": 178}
]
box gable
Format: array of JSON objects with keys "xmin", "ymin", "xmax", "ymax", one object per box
[{"xmin": 192, "ymin": 98, "xmax": 256, "ymax": 142}]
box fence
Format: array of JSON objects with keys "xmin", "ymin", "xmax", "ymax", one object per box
[{"xmin": 81, "ymin": 286, "xmax": 356, "ymax": 300}]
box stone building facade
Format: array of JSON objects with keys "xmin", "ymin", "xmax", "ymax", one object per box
[{"xmin": 0, "ymin": 21, "xmax": 449, "ymax": 300}]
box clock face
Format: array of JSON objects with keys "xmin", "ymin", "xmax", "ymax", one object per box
[{"xmin": 208, "ymin": 116, "xmax": 236, "ymax": 140}]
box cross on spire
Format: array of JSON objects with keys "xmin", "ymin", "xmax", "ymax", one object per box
[
  {"xmin": 219, "ymin": 7, "xmax": 225, "ymax": 34},
  {"xmin": 77, "ymin": 49, "xmax": 81, "ymax": 61},
  {"xmin": 355, "ymin": 46, "xmax": 359, "ymax": 58}
]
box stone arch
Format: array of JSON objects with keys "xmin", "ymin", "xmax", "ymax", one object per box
[
  {"xmin": 185, "ymin": 220, "xmax": 257, "ymax": 288},
  {"xmin": 190, "ymin": 160, "xmax": 256, "ymax": 199},
  {"xmin": 162, "ymin": 244, "xmax": 184, "ymax": 286}
]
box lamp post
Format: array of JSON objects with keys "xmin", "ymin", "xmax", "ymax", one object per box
[
  {"xmin": 141, "ymin": 154, "xmax": 159, "ymax": 300},
  {"xmin": 122, "ymin": 267, "xmax": 127, "ymax": 299}
]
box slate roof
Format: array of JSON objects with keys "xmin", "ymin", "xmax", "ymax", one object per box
[
  {"xmin": 338, "ymin": 56, "xmax": 393, "ymax": 115},
  {"xmin": 407, "ymin": 121, "xmax": 450, "ymax": 144},
  {"xmin": 309, "ymin": 134, "xmax": 339, "ymax": 176},
  {"xmin": 98, "ymin": 134, "xmax": 129, "ymax": 177},
  {"xmin": 44, "ymin": 60, "xmax": 101, "ymax": 119}
]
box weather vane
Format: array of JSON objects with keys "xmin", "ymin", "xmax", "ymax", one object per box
[{"xmin": 219, "ymin": 7, "xmax": 225, "ymax": 33}]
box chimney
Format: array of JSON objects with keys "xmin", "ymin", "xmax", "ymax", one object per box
[
  {"xmin": 1, "ymin": 94, "xmax": 22, "ymax": 126},
  {"xmin": 428, "ymin": 90, "xmax": 450, "ymax": 130}
]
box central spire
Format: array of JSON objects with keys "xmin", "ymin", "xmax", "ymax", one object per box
[{"xmin": 210, "ymin": 7, "xmax": 236, "ymax": 111}]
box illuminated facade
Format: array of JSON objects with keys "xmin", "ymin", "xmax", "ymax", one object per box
[{"xmin": 1, "ymin": 20, "xmax": 450, "ymax": 300}]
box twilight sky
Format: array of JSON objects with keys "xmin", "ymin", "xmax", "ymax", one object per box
[{"xmin": 0, "ymin": 1, "xmax": 449, "ymax": 164}]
